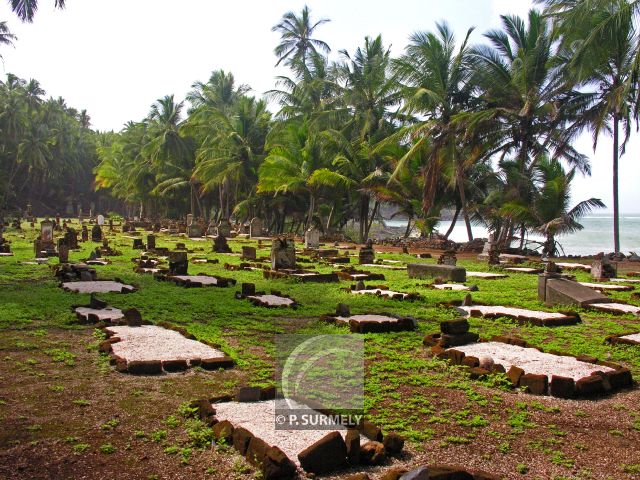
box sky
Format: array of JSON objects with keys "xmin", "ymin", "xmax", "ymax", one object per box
[{"xmin": 0, "ymin": 0, "xmax": 638, "ymax": 214}]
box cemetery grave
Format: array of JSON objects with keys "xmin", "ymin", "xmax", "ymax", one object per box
[
  {"xmin": 235, "ymin": 283, "xmax": 298, "ymax": 308},
  {"xmin": 321, "ymin": 304, "xmax": 417, "ymax": 333},
  {"xmin": 466, "ymin": 271, "xmax": 508, "ymax": 279},
  {"xmin": 429, "ymin": 283, "xmax": 475, "ymax": 291},
  {"xmin": 456, "ymin": 305, "xmax": 581, "ymax": 326},
  {"xmin": 504, "ymin": 267, "xmax": 544, "ymax": 274},
  {"xmin": 162, "ymin": 274, "xmax": 236, "ymax": 288},
  {"xmin": 334, "ymin": 267, "xmax": 385, "ymax": 281},
  {"xmin": 579, "ymin": 281, "xmax": 635, "ymax": 292},
  {"xmin": 61, "ymin": 280, "xmax": 136, "ymax": 294},
  {"xmin": 349, "ymin": 283, "xmax": 420, "ymax": 300}
]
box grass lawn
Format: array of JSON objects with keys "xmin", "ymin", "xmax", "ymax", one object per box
[{"xmin": 1, "ymin": 222, "xmax": 640, "ymax": 480}]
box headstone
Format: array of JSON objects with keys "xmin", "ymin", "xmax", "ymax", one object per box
[
  {"xmin": 217, "ymin": 219, "xmax": 232, "ymax": 238},
  {"xmin": 168, "ymin": 251, "xmax": 189, "ymax": 275},
  {"xmin": 133, "ymin": 238, "xmax": 144, "ymax": 249},
  {"xmin": 438, "ymin": 250, "xmax": 457, "ymax": 266},
  {"xmin": 97, "ymin": 214, "xmax": 105, "ymax": 226},
  {"xmin": 187, "ymin": 223, "xmax": 203, "ymax": 238},
  {"xmin": 65, "ymin": 200, "xmax": 73, "ymax": 216},
  {"xmin": 91, "ymin": 224, "xmax": 102, "ymax": 242},
  {"xmin": 55, "ymin": 214, "xmax": 61, "ymax": 228},
  {"xmin": 249, "ymin": 218, "xmax": 264, "ymax": 238},
  {"xmin": 186, "ymin": 214, "xmax": 194, "ymax": 226},
  {"xmin": 241, "ymin": 246, "xmax": 256, "ymax": 260},
  {"xmin": 147, "ymin": 235, "xmax": 156, "ymax": 250},
  {"xmin": 213, "ymin": 235, "xmax": 232, "ymax": 253},
  {"xmin": 539, "ymin": 274, "xmax": 610, "ymax": 307},
  {"xmin": 33, "ymin": 238, "xmax": 42, "ymax": 257},
  {"xmin": 78, "ymin": 207, "xmax": 84, "ymax": 223},
  {"xmin": 304, "ymin": 227, "xmax": 320, "ymax": 249},
  {"xmin": 81, "ymin": 225, "xmax": 89, "ymax": 242},
  {"xmin": 40, "ymin": 220, "xmax": 54, "ymax": 245},
  {"xmin": 26, "ymin": 203, "xmax": 33, "ymax": 221},
  {"xmin": 57, "ymin": 238, "xmax": 69, "ymax": 263},
  {"xmin": 358, "ymin": 239, "xmax": 375, "ymax": 265},
  {"xmin": 591, "ymin": 258, "xmax": 617, "ymax": 280},
  {"xmin": 109, "ymin": 218, "xmax": 114, "ymax": 231},
  {"xmin": 65, "ymin": 227, "xmax": 78, "ymax": 249},
  {"xmin": 270, "ymin": 238, "xmax": 296, "ymax": 270}
]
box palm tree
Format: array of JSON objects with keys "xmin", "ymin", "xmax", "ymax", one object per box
[
  {"xmin": 186, "ymin": 70, "xmax": 250, "ymax": 113},
  {"xmin": 0, "ymin": 21, "xmax": 16, "ymax": 57},
  {"xmin": 9, "ymin": 0, "xmax": 65, "ymax": 22},
  {"xmin": 532, "ymin": 157, "xmax": 605, "ymax": 256},
  {"xmin": 272, "ymin": 5, "xmax": 331, "ymax": 70},
  {"xmin": 542, "ymin": 0, "xmax": 637, "ymax": 253},
  {"xmin": 389, "ymin": 22, "xmax": 478, "ymax": 240}
]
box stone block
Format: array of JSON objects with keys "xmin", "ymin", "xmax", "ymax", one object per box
[
  {"xmin": 544, "ymin": 278, "xmax": 610, "ymax": 307},
  {"xmin": 550, "ymin": 375, "xmax": 575, "ymax": 398},
  {"xmin": 440, "ymin": 319, "xmax": 470, "ymax": 334},
  {"xmin": 345, "ymin": 428, "xmax": 360, "ymax": 464},
  {"xmin": 520, "ymin": 373, "xmax": 548, "ymax": 395},
  {"xmin": 439, "ymin": 332, "xmax": 479, "ymax": 347},
  {"xmin": 576, "ymin": 375, "xmax": 604, "ymax": 396},
  {"xmin": 382, "ymin": 432, "xmax": 404, "ymax": 454},
  {"xmin": 127, "ymin": 360, "xmax": 162, "ymax": 375},
  {"xmin": 232, "ymin": 427, "xmax": 254, "ymax": 455},
  {"xmin": 507, "ymin": 366, "xmax": 524, "ymax": 386},
  {"xmin": 297, "ymin": 431, "xmax": 347, "ymax": 474},
  {"xmin": 359, "ymin": 441, "xmax": 386, "ymax": 465},
  {"xmin": 407, "ymin": 263, "xmax": 466, "ymax": 282}
]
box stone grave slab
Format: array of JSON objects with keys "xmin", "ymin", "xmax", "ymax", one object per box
[
  {"xmin": 104, "ymin": 325, "xmax": 233, "ymax": 373},
  {"xmin": 350, "ymin": 288, "xmax": 417, "ymax": 300},
  {"xmin": 75, "ymin": 306, "xmax": 124, "ymax": 323},
  {"xmin": 0, "ymin": 252, "xmax": 13, "ymax": 257},
  {"xmin": 610, "ymin": 278, "xmax": 640, "ymax": 284},
  {"xmin": 499, "ymin": 253, "xmax": 528, "ymax": 264},
  {"xmin": 431, "ymin": 283, "xmax": 472, "ymax": 291},
  {"xmin": 335, "ymin": 269, "xmax": 385, "ymax": 281},
  {"xmin": 359, "ymin": 263, "xmax": 405, "ymax": 270},
  {"xmin": 607, "ymin": 332, "xmax": 640, "ymax": 345},
  {"xmin": 466, "ymin": 271, "xmax": 508, "ymax": 279},
  {"xmin": 213, "ymin": 399, "xmax": 362, "ymax": 469},
  {"xmin": 579, "ymin": 282, "xmax": 634, "ymax": 292},
  {"xmin": 61, "ymin": 281, "xmax": 136, "ymax": 294},
  {"xmin": 590, "ymin": 303, "xmax": 640, "ymax": 316},
  {"xmin": 539, "ymin": 276, "xmax": 610, "ymax": 307},
  {"xmin": 456, "ymin": 305, "xmax": 580, "ymax": 326},
  {"xmin": 246, "ymin": 294, "xmax": 296, "ymax": 308},
  {"xmin": 323, "ymin": 313, "xmax": 417, "ymax": 333},
  {"xmin": 504, "ymin": 267, "xmax": 544, "ymax": 274},
  {"xmin": 555, "ymin": 262, "xmax": 591, "ymax": 272},
  {"xmin": 407, "ymin": 263, "xmax": 466, "ymax": 282},
  {"xmin": 167, "ymin": 274, "xmax": 234, "ymax": 288}
]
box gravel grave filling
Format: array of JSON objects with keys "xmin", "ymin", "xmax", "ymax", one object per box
[
  {"xmin": 75, "ymin": 307, "xmax": 124, "ymax": 322},
  {"xmin": 450, "ymin": 342, "xmax": 614, "ymax": 381},
  {"xmin": 105, "ymin": 325, "xmax": 225, "ymax": 362},
  {"xmin": 62, "ymin": 281, "xmax": 135, "ymax": 294},
  {"xmin": 172, "ymin": 275, "xmax": 221, "ymax": 285},
  {"xmin": 246, "ymin": 294, "xmax": 295, "ymax": 306},
  {"xmin": 457, "ymin": 305, "xmax": 571, "ymax": 321}
]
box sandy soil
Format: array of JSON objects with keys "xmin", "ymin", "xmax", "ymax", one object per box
[
  {"xmin": 451, "ymin": 342, "xmax": 614, "ymax": 380},
  {"xmin": 105, "ymin": 325, "xmax": 225, "ymax": 362}
]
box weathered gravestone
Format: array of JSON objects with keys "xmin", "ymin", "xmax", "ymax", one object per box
[
  {"xmin": 538, "ymin": 269, "xmax": 610, "ymax": 307},
  {"xmin": 81, "ymin": 225, "xmax": 89, "ymax": 242},
  {"xmin": 217, "ymin": 219, "xmax": 232, "ymax": 238},
  {"xmin": 147, "ymin": 235, "xmax": 156, "ymax": 250},
  {"xmin": 304, "ymin": 226, "xmax": 320, "ymax": 249},
  {"xmin": 64, "ymin": 227, "xmax": 78, "ymax": 249},
  {"xmin": 241, "ymin": 246, "xmax": 256, "ymax": 260},
  {"xmin": 438, "ymin": 250, "xmax": 457, "ymax": 266},
  {"xmin": 249, "ymin": 217, "xmax": 263, "ymax": 238},
  {"xmin": 40, "ymin": 220, "xmax": 54, "ymax": 245},
  {"xmin": 133, "ymin": 238, "xmax": 144, "ymax": 249},
  {"xmin": 213, "ymin": 235, "xmax": 232, "ymax": 253},
  {"xmin": 358, "ymin": 239, "xmax": 375, "ymax": 265},
  {"xmin": 57, "ymin": 238, "xmax": 69, "ymax": 263},
  {"xmin": 187, "ymin": 223, "xmax": 203, "ymax": 238},
  {"xmin": 591, "ymin": 258, "xmax": 617, "ymax": 281},
  {"xmin": 407, "ymin": 263, "xmax": 466, "ymax": 282},
  {"xmin": 168, "ymin": 251, "xmax": 189, "ymax": 275},
  {"xmin": 91, "ymin": 224, "xmax": 102, "ymax": 242},
  {"xmin": 271, "ymin": 238, "xmax": 296, "ymax": 270},
  {"xmin": 97, "ymin": 214, "xmax": 105, "ymax": 226}
]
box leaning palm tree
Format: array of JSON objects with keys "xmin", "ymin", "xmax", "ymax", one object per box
[
  {"xmin": 272, "ymin": 5, "xmax": 331, "ymax": 70},
  {"xmin": 542, "ymin": 0, "xmax": 636, "ymax": 253},
  {"xmin": 9, "ymin": 0, "xmax": 65, "ymax": 22}
]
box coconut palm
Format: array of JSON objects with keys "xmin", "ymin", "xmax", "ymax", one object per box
[
  {"xmin": 542, "ymin": 0, "xmax": 637, "ymax": 253},
  {"xmin": 9, "ymin": 0, "xmax": 65, "ymax": 22},
  {"xmin": 0, "ymin": 21, "xmax": 16, "ymax": 57},
  {"xmin": 389, "ymin": 22, "xmax": 478, "ymax": 240},
  {"xmin": 272, "ymin": 5, "xmax": 331, "ymax": 70}
]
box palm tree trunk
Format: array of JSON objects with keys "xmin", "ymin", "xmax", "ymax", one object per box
[
  {"xmin": 456, "ymin": 167, "xmax": 473, "ymax": 241},
  {"xmin": 444, "ymin": 206, "xmax": 461, "ymax": 239},
  {"xmin": 404, "ymin": 215, "xmax": 413, "ymax": 238},
  {"xmin": 365, "ymin": 201, "xmax": 380, "ymax": 240},
  {"xmin": 359, "ymin": 194, "xmax": 369, "ymax": 243},
  {"xmin": 306, "ymin": 193, "xmax": 315, "ymax": 229},
  {"xmin": 613, "ymin": 114, "xmax": 620, "ymax": 254}
]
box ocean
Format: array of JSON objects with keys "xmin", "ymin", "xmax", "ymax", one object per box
[{"xmin": 384, "ymin": 214, "xmax": 640, "ymax": 256}]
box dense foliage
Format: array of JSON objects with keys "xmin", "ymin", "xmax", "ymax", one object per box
[{"xmin": 4, "ymin": 2, "xmax": 639, "ymax": 255}]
